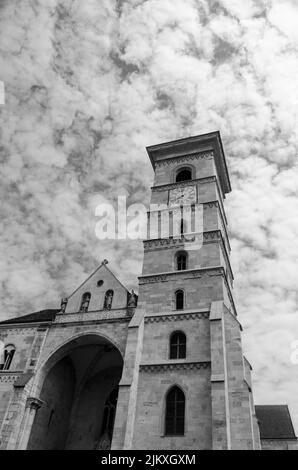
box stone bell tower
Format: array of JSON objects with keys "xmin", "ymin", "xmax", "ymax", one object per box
[{"xmin": 112, "ymin": 131, "xmax": 261, "ymax": 450}]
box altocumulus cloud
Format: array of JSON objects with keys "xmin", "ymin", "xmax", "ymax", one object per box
[{"xmin": 1, "ymin": 0, "xmax": 298, "ymax": 429}]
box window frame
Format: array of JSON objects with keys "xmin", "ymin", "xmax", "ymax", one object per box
[
  {"xmin": 169, "ymin": 331, "xmax": 186, "ymax": 360},
  {"xmin": 176, "ymin": 251, "xmax": 187, "ymax": 271},
  {"xmin": 171, "ymin": 164, "xmax": 196, "ymax": 184},
  {"xmin": 0, "ymin": 344, "xmax": 16, "ymax": 371},
  {"xmin": 175, "ymin": 289, "xmax": 184, "ymax": 310},
  {"xmin": 164, "ymin": 386, "xmax": 186, "ymax": 436},
  {"xmin": 175, "ymin": 167, "xmax": 192, "ymax": 183}
]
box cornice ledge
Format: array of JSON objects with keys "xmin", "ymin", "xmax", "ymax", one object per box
[
  {"xmin": 52, "ymin": 316, "xmax": 131, "ymax": 328},
  {"xmin": 154, "ymin": 151, "xmax": 214, "ymax": 168},
  {"xmin": 151, "ymin": 176, "xmax": 216, "ymax": 192},
  {"xmin": 139, "ymin": 266, "xmax": 225, "ymax": 284},
  {"xmin": 0, "ymin": 371, "xmax": 22, "ymax": 383},
  {"xmin": 140, "ymin": 361, "xmax": 211, "ymax": 372},
  {"xmin": 145, "ymin": 311, "xmax": 209, "ymax": 323},
  {"xmin": 211, "ymin": 374, "xmax": 225, "ymax": 382},
  {"xmin": 143, "ymin": 229, "xmax": 221, "ymax": 247}
]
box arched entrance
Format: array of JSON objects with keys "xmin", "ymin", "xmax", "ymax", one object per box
[{"xmin": 27, "ymin": 334, "xmax": 123, "ymax": 450}]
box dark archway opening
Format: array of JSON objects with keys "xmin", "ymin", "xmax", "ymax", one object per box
[
  {"xmin": 176, "ymin": 168, "xmax": 192, "ymax": 182},
  {"xmin": 27, "ymin": 335, "xmax": 123, "ymax": 450}
]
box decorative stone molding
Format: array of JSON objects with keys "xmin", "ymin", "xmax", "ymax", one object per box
[
  {"xmin": 140, "ymin": 362, "xmax": 211, "ymax": 372},
  {"xmin": 143, "ymin": 230, "xmax": 233, "ymax": 283},
  {"xmin": 0, "ymin": 327, "xmax": 36, "ymax": 334},
  {"xmin": 203, "ymin": 201, "xmax": 218, "ymax": 209},
  {"xmin": 145, "ymin": 312, "xmax": 209, "ymax": 323},
  {"xmin": 144, "ymin": 230, "xmax": 218, "ymax": 249},
  {"xmin": 14, "ymin": 372, "xmax": 34, "ymax": 388},
  {"xmin": 211, "ymin": 374, "xmax": 225, "ymax": 382},
  {"xmin": 151, "ymin": 176, "xmax": 216, "ymax": 192},
  {"xmin": 204, "ymin": 230, "xmax": 221, "ymax": 241},
  {"xmin": 144, "ymin": 236, "xmax": 197, "ymax": 250},
  {"xmin": 155, "ymin": 152, "xmax": 213, "ymax": 168},
  {"xmin": 26, "ymin": 397, "xmax": 43, "ymax": 410},
  {"xmin": 139, "ymin": 267, "xmax": 224, "ymax": 285},
  {"xmin": 0, "ymin": 372, "xmax": 22, "ymax": 383},
  {"xmin": 139, "ymin": 275, "xmax": 169, "ymax": 285},
  {"xmin": 54, "ymin": 307, "xmax": 134, "ymax": 324}
]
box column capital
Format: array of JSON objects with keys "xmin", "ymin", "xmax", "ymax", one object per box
[{"xmin": 26, "ymin": 396, "xmax": 43, "ymax": 411}]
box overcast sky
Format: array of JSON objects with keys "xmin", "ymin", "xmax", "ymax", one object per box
[{"xmin": 1, "ymin": 0, "xmax": 298, "ymax": 431}]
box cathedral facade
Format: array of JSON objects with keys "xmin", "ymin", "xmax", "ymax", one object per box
[{"xmin": 0, "ymin": 132, "xmax": 296, "ymax": 450}]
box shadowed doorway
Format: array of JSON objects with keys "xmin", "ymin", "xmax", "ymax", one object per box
[{"xmin": 27, "ymin": 335, "xmax": 123, "ymax": 450}]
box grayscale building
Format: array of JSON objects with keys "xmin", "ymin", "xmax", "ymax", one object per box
[{"xmin": 0, "ymin": 132, "xmax": 296, "ymax": 450}]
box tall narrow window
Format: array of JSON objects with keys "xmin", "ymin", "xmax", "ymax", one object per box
[
  {"xmin": 104, "ymin": 290, "xmax": 114, "ymax": 310},
  {"xmin": 180, "ymin": 219, "xmax": 186, "ymax": 235},
  {"xmin": 80, "ymin": 292, "xmax": 91, "ymax": 312},
  {"xmin": 165, "ymin": 386, "xmax": 185, "ymax": 435},
  {"xmin": 176, "ymin": 168, "xmax": 192, "ymax": 182},
  {"xmin": 170, "ymin": 332, "xmax": 186, "ymax": 359},
  {"xmin": 176, "ymin": 252, "xmax": 187, "ymax": 271},
  {"xmin": 175, "ymin": 290, "xmax": 184, "ymax": 310},
  {"xmin": 0, "ymin": 345, "xmax": 16, "ymax": 370},
  {"xmin": 97, "ymin": 387, "xmax": 119, "ymax": 450}
]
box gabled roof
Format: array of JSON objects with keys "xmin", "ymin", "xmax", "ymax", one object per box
[
  {"xmin": 0, "ymin": 261, "xmax": 130, "ymax": 326},
  {"xmin": 255, "ymin": 405, "xmax": 297, "ymax": 440},
  {"xmin": 67, "ymin": 260, "xmax": 129, "ymax": 300},
  {"xmin": 0, "ymin": 309, "xmax": 59, "ymax": 326}
]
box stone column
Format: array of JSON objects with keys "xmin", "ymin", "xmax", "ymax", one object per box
[
  {"xmin": 111, "ymin": 308, "xmax": 145, "ymax": 450},
  {"xmin": 209, "ymin": 300, "xmax": 231, "ymax": 449},
  {"xmin": 17, "ymin": 397, "xmax": 43, "ymax": 450}
]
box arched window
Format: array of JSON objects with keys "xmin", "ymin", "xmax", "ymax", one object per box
[
  {"xmin": 97, "ymin": 387, "xmax": 119, "ymax": 449},
  {"xmin": 175, "ymin": 290, "xmax": 184, "ymax": 310},
  {"xmin": 170, "ymin": 332, "xmax": 186, "ymax": 359},
  {"xmin": 0, "ymin": 345, "xmax": 16, "ymax": 370},
  {"xmin": 176, "ymin": 252, "xmax": 187, "ymax": 270},
  {"xmin": 165, "ymin": 386, "xmax": 185, "ymax": 435},
  {"xmin": 103, "ymin": 290, "xmax": 114, "ymax": 310},
  {"xmin": 80, "ymin": 292, "xmax": 91, "ymax": 312},
  {"xmin": 176, "ymin": 168, "xmax": 192, "ymax": 182}
]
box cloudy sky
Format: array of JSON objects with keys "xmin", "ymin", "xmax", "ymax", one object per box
[{"xmin": 1, "ymin": 0, "xmax": 298, "ymax": 431}]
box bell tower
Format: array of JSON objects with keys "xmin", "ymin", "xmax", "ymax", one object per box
[{"xmin": 112, "ymin": 131, "xmax": 261, "ymax": 450}]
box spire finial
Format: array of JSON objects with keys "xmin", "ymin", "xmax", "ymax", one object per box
[{"xmin": 102, "ymin": 259, "xmax": 108, "ymax": 265}]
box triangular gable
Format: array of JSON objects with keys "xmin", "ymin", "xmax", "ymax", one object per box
[{"xmin": 65, "ymin": 261, "xmax": 129, "ymax": 314}]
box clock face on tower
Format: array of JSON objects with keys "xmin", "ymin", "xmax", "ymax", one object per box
[{"xmin": 168, "ymin": 185, "xmax": 196, "ymax": 207}]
